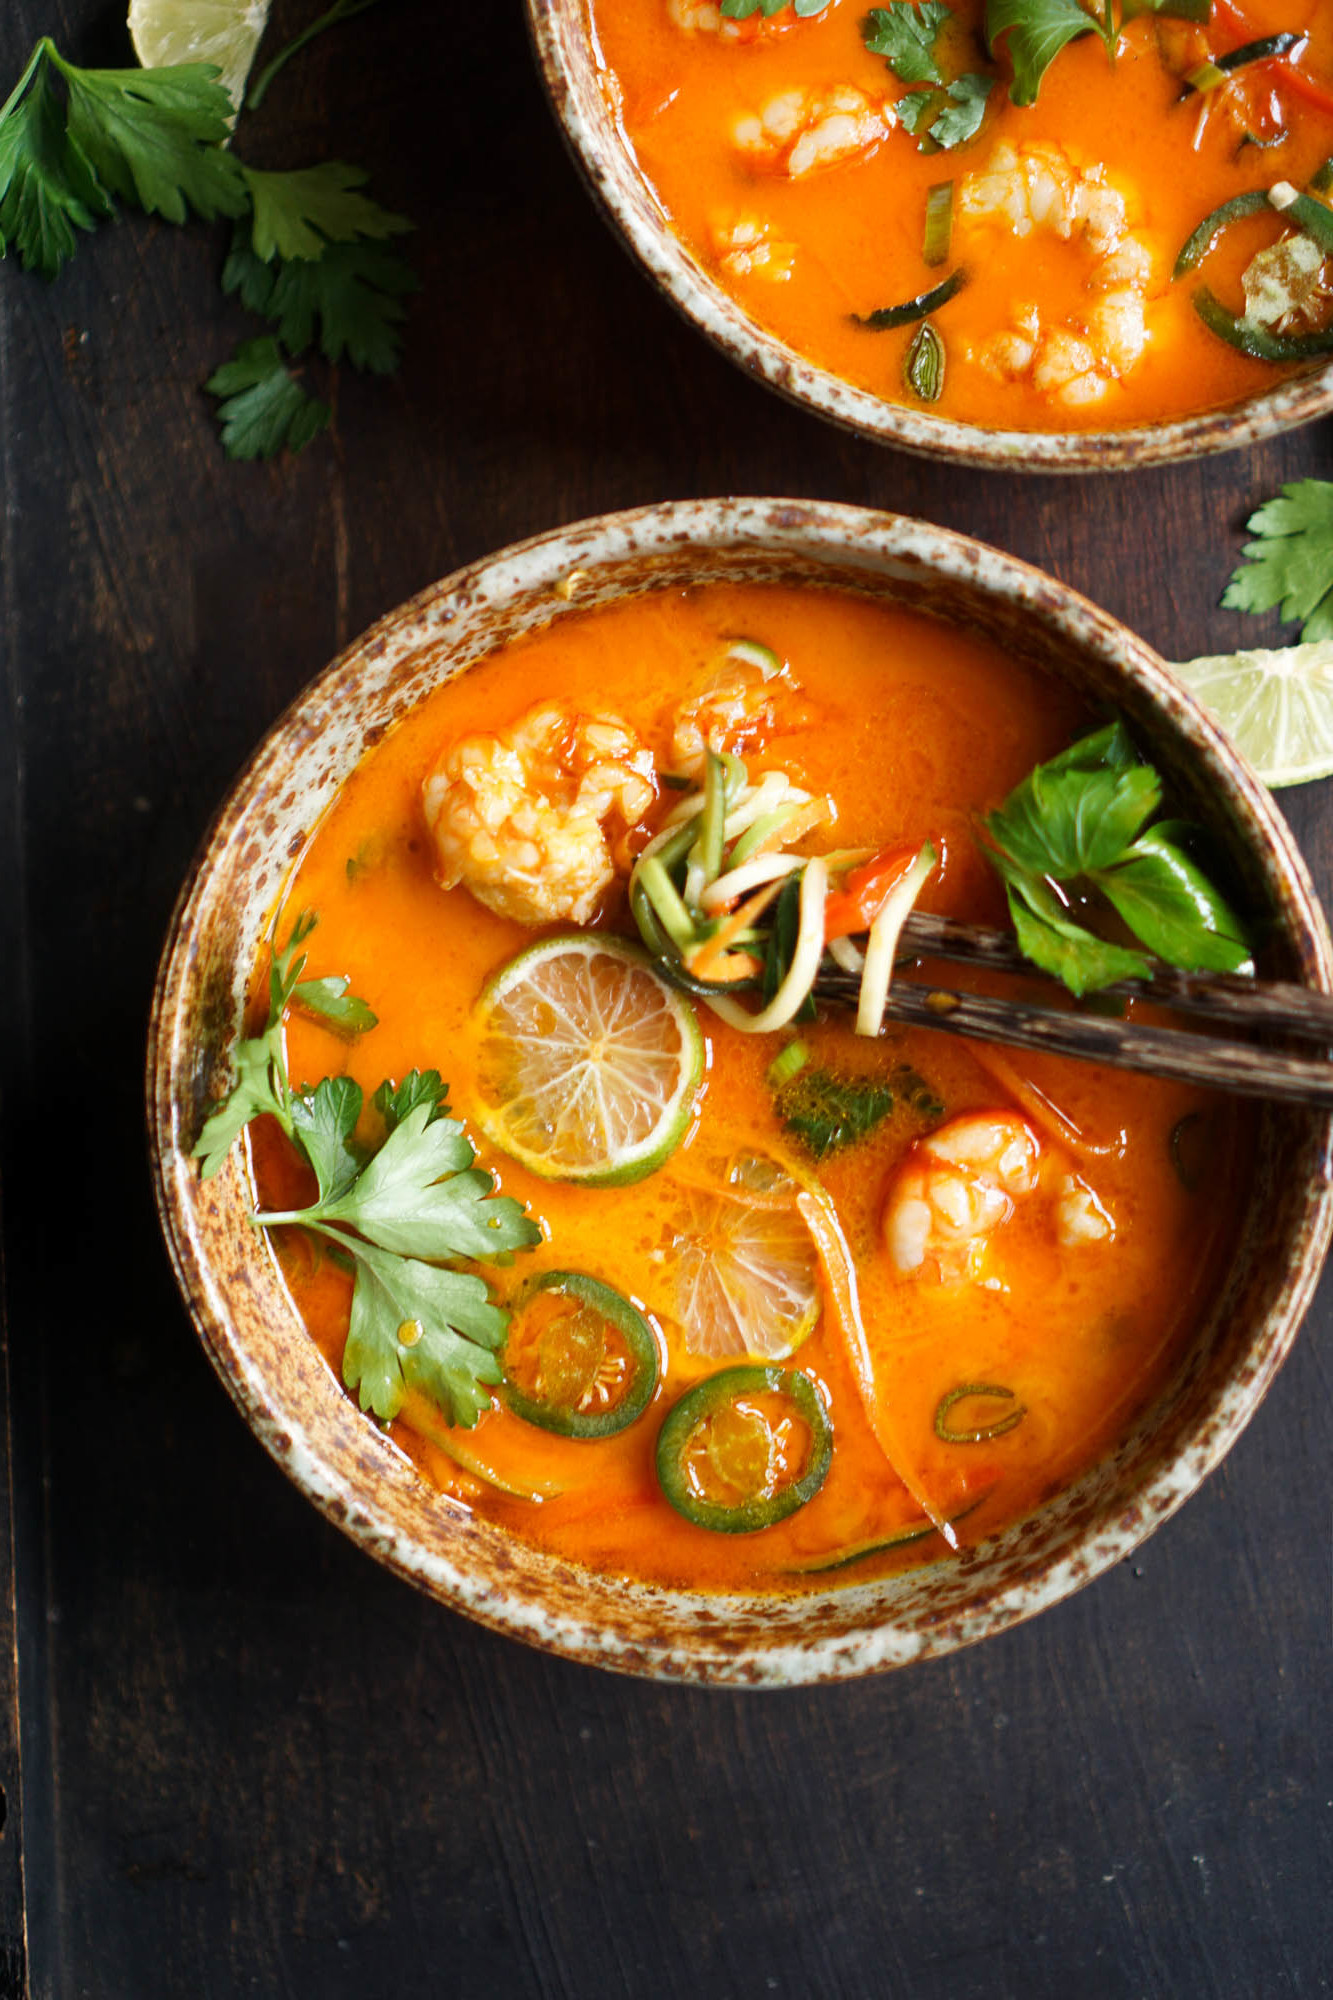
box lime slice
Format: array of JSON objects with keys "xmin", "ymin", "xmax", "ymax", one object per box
[
  {"xmin": 668, "ymin": 1155, "xmax": 822, "ymax": 1360},
  {"xmin": 472, "ymin": 936, "xmax": 704, "ymax": 1185},
  {"xmin": 128, "ymin": 0, "xmax": 271, "ymax": 109},
  {"xmin": 1172, "ymin": 641, "xmax": 1333, "ymax": 789}
]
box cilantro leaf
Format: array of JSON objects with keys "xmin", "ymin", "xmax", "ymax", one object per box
[
  {"xmin": 194, "ymin": 910, "xmax": 375, "ymax": 1176},
  {"xmin": 289, "ymin": 1077, "xmax": 363, "ymax": 1202},
  {"xmin": 1098, "ymin": 826, "xmax": 1253, "ymax": 972},
  {"xmin": 291, "ymin": 973, "xmax": 379, "ymax": 1035},
  {"xmin": 986, "ymin": 0, "xmax": 1100, "ymax": 104},
  {"xmin": 863, "ymin": 2, "xmax": 951, "ymax": 85},
  {"xmin": 1221, "ymin": 480, "xmax": 1333, "ymax": 641},
  {"xmin": 374, "ymin": 1070, "xmax": 451, "ymax": 1132},
  {"xmin": 982, "ymin": 723, "xmax": 1251, "ymax": 993},
  {"xmin": 223, "ymin": 222, "xmax": 417, "ymax": 374},
  {"xmin": 927, "ymin": 72, "xmax": 994, "ymax": 147},
  {"xmin": 342, "ymin": 1241, "xmax": 508, "ymax": 1426},
  {"xmin": 896, "ymin": 90, "xmax": 938, "ymax": 134},
  {"xmin": 206, "ymin": 337, "xmax": 331, "ymax": 460},
  {"xmin": 1005, "ymin": 873, "xmax": 1153, "ymax": 995},
  {"xmin": 777, "ymin": 1069, "xmax": 894, "ymax": 1160},
  {"xmin": 241, "ymin": 162, "xmax": 412, "ymax": 263},
  {"xmin": 63, "ymin": 61, "xmax": 244, "ymax": 224},
  {"xmin": 723, "ymin": 0, "xmax": 831, "ymax": 15},
  {"xmin": 312, "ymin": 1103, "xmax": 539, "ymax": 1264}
]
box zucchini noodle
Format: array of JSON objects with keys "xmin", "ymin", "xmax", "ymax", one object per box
[{"xmin": 706, "ymin": 858, "xmax": 829, "ymax": 1033}]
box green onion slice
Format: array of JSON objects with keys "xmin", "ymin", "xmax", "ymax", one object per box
[
  {"xmin": 656, "ymin": 1365, "xmax": 833, "ymax": 1533},
  {"xmin": 934, "ymin": 1383, "xmax": 1026, "ymax": 1444},
  {"xmin": 505, "ymin": 1272, "xmax": 660, "ymax": 1440},
  {"xmin": 905, "ymin": 320, "xmax": 945, "ymax": 401},
  {"xmin": 1193, "ymin": 285, "xmax": 1333, "ymax": 359},
  {"xmin": 766, "ymin": 1039, "xmax": 811, "ymax": 1089},
  {"xmin": 1269, "ymin": 182, "xmax": 1333, "ymax": 253},
  {"xmin": 1185, "ymin": 60, "xmax": 1228, "ymax": 93},
  {"xmin": 922, "ymin": 180, "xmax": 954, "ymax": 267},
  {"xmin": 1173, "ymin": 190, "xmax": 1271, "ymax": 278},
  {"xmin": 852, "ymin": 267, "xmax": 966, "ymax": 330}
]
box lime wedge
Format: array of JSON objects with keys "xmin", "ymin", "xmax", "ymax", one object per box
[
  {"xmin": 669, "ymin": 1154, "xmax": 821, "ymax": 1360},
  {"xmin": 1172, "ymin": 641, "xmax": 1333, "ymax": 789},
  {"xmin": 472, "ymin": 936, "xmax": 704, "ymax": 1186},
  {"xmin": 129, "ymin": 0, "xmax": 271, "ymax": 110}
]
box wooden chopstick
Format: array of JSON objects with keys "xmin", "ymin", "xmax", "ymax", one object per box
[
  {"xmin": 813, "ymin": 941, "xmax": 1333, "ymax": 1108},
  {"xmin": 896, "ymin": 911, "xmax": 1333, "ymax": 1042}
]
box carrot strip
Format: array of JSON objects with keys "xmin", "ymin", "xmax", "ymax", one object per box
[
  {"xmin": 796, "ymin": 1189, "xmax": 957, "ymax": 1550},
  {"xmin": 686, "ymin": 880, "xmax": 784, "ymax": 980}
]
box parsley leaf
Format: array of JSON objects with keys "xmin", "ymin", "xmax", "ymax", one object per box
[
  {"xmin": 863, "ymin": 2, "xmax": 952, "ymax": 85},
  {"xmin": 374, "ymin": 1070, "xmax": 451, "ymax": 1132},
  {"xmin": 927, "ymin": 72, "xmax": 994, "ymax": 147},
  {"xmin": 195, "ymin": 910, "xmax": 374, "ymax": 1176},
  {"xmin": 777, "ymin": 1069, "xmax": 894, "ymax": 1160},
  {"xmin": 241, "ymin": 161, "xmax": 412, "ymax": 263},
  {"xmin": 1222, "ymin": 480, "xmax": 1333, "ymax": 642},
  {"xmin": 982, "ymin": 724, "xmax": 1252, "ymax": 994},
  {"xmin": 290, "ymin": 973, "xmax": 379, "ymax": 1035},
  {"xmin": 985, "ymin": 0, "xmax": 1102, "ymax": 105},
  {"xmin": 0, "ymin": 39, "xmax": 243, "ymax": 276},
  {"xmin": 205, "ymin": 336, "xmax": 331, "ymax": 460},
  {"xmin": 223, "ymin": 222, "xmax": 417, "ymax": 373},
  {"xmin": 896, "ymin": 90, "xmax": 937, "ymax": 134},
  {"xmin": 257, "ymin": 1100, "xmax": 541, "ymax": 1425}
]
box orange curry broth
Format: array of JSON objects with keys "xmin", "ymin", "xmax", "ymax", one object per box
[
  {"xmin": 586, "ymin": 0, "xmax": 1333, "ymax": 430},
  {"xmin": 251, "ymin": 582, "xmax": 1249, "ymax": 1592}
]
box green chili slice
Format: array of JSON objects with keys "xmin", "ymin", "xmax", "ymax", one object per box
[
  {"xmin": 783, "ymin": 1494, "xmax": 988, "ymax": 1573},
  {"xmin": 852, "ymin": 267, "xmax": 966, "ymax": 330},
  {"xmin": 905, "ymin": 320, "xmax": 946, "ymax": 401},
  {"xmin": 1193, "ymin": 285, "xmax": 1333, "ymax": 359},
  {"xmin": 1173, "ymin": 191, "xmax": 1271, "ymax": 278},
  {"xmin": 1271, "ymin": 185, "xmax": 1333, "ymax": 254},
  {"xmin": 656, "ymin": 1364, "xmax": 833, "ymax": 1533},
  {"xmin": 934, "ymin": 1383, "xmax": 1026, "ymax": 1444},
  {"xmin": 1311, "ymin": 156, "xmax": 1333, "ymax": 194},
  {"xmin": 1217, "ymin": 30, "xmax": 1305, "ymax": 70},
  {"xmin": 505, "ymin": 1271, "xmax": 660, "ymax": 1439}
]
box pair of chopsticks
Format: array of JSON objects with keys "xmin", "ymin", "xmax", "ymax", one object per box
[{"xmin": 812, "ymin": 911, "xmax": 1333, "ymax": 1109}]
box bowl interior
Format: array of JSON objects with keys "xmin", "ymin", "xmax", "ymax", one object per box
[
  {"xmin": 148, "ymin": 498, "xmax": 1333, "ymax": 1684},
  {"xmin": 527, "ymin": 0, "xmax": 1333, "ymax": 471}
]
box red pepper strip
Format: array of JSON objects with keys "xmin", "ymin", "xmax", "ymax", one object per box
[
  {"xmin": 822, "ymin": 845, "xmax": 922, "ymax": 941},
  {"xmin": 1209, "ymin": 0, "xmax": 1333, "ymax": 115}
]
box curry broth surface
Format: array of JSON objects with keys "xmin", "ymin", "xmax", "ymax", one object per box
[
  {"xmin": 587, "ymin": 0, "xmax": 1333, "ymax": 430},
  {"xmin": 258, "ymin": 583, "xmax": 1248, "ymax": 1591}
]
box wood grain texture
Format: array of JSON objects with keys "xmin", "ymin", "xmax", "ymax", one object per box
[{"xmin": 0, "ymin": 1, "xmax": 1330, "ymax": 1995}]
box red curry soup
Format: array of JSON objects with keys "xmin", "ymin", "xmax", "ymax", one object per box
[
  {"xmin": 235, "ymin": 583, "xmax": 1250, "ymax": 1591},
  {"xmin": 583, "ymin": 0, "xmax": 1333, "ymax": 430}
]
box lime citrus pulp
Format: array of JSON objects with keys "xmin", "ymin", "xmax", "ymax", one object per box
[
  {"xmin": 471, "ymin": 934, "xmax": 704, "ymax": 1186},
  {"xmin": 1172, "ymin": 641, "xmax": 1333, "ymax": 788},
  {"xmin": 128, "ymin": 0, "xmax": 270, "ymax": 109},
  {"xmin": 668, "ymin": 1152, "xmax": 822, "ymax": 1360}
]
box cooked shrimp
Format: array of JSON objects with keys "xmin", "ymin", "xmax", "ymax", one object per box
[
  {"xmin": 669, "ymin": 0, "xmax": 806, "ymax": 38},
  {"xmin": 423, "ymin": 703, "xmax": 656, "ymax": 926},
  {"xmin": 883, "ymin": 1110, "xmax": 1117, "ymax": 1279},
  {"xmin": 733, "ymin": 84, "xmax": 895, "ymax": 179},
  {"xmin": 709, "ymin": 213, "xmax": 796, "ymax": 282},
  {"xmin": 670, "ymin": 657, "xmax": 812, "ymax": 775},
  {"xmin": 883, "ymin": 1112, "xmax": 1041, "ymax": 1282},
  {"xmin": 959, "ymin": 142, "xmax": 1154, "ymax": 405}
]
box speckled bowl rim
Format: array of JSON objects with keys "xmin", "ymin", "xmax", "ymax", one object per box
[
  {"xmin": 525, "ymin": 0, "xmax": 1333, "ymax": 471},
  {"xmin": 148, "ymin": 498, "xmax": 1333, "ymax": 1685}
]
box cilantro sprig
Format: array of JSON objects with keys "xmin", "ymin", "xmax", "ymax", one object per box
[
  {"xmin": 863, "ymin": 5, "xmax": 995, "ymax": 150},
  {"xmin": 721, "ymin": 0, "xmax": 831, "ymax": 18},
  {"xmin": 984, "ymin": 0, "xmax": 1208, "ymax": 105},
  {"xmin": 982, "ymin": 723, "xmax": 1253, "ymax": 996},
  {"xmin": 1222, "ymin": 481, "xmax": 1333, "ymax": 643},
  {"xmin": 0, "ymin": 31, "xmax": 416, "ymax": 461},
  {"xmin": 195, "ymin": 913, "xmax": 539, "ymax": 1427}
]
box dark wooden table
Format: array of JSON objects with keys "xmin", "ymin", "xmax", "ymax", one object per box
[{"xmin": 1, "ymin": 2, "xmax": 1329, "ymax": 1993}]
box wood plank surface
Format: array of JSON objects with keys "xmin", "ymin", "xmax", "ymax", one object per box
[{"xmin": 0, "ymin": 1, "xmax": 1329, "ymax": 1995}]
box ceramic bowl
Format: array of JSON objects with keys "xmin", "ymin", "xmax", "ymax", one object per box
[
  {"xmin": 526, "ymin": 0, "xmax": 1333, "ymax": 472},
  {"xmin": 148, "ymin": 498, "xmax": 1333, "ymax": 1685}
]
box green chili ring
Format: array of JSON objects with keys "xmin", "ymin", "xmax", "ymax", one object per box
[
  {"xmin": 505, "ymin": 1271, "xmax": 660, "ymax": 1439},
  {"xmin": 656, "ymin": 1364, "xmax": 833, "ymax": 1533},
  {"xmin": 1173, "ymin": 191, "xmax": 1270, "ymax": 279},
  {"xmin": 1275, "ymin": 187, "xmax": 1333, "ymax": 255},
  {"xmin": 1193, "ymin": 286, "xmax": 1333, "ymax": 361},
  {"xmin": 1217, "ymin": 30, "xmax": 1305, "ymax": 70},
  {"xmin": 934, "ymin": 1383, "xmax": 1026, "ymax": 1444},
  {"xmin": 852, "ymin": 267, "xmax": 966, "ymax": 331},
  {"xmin": 783, "ymin": 1494, "xmax": 988, "ymax": 1574}
]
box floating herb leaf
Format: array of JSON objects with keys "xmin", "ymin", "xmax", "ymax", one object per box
[{"xmin": 776, "ymin": 1068, "xmax": 894, "ymax": 1160}]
